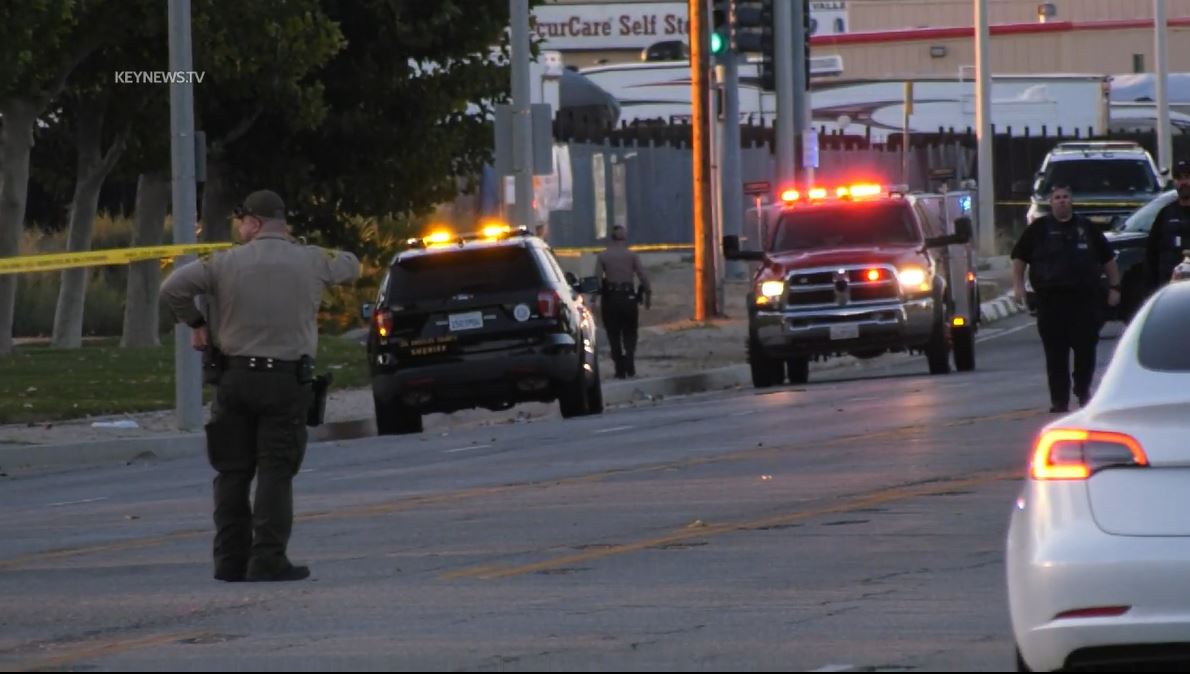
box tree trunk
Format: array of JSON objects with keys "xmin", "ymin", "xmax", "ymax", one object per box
[
  {"xmin": 51, "ymin": 102, "xmax": 125, "ymax": 349},
  {"xmin": 121, "ymin": 172, "xmax": 170, "ymax": 347},
  {"xmin": 200, "ymin": 158, "xmax": 237, "ymax": 242},
  {"xmin": 0, "ymin": 99, "xmax": 38, "ymax": 357}
]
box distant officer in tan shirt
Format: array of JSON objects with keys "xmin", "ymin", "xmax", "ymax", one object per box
[
  {"xmin": 161, "ymin": 189, "xmax": 359, "ymax": 583},
  {"xmin": 595, "ymin": 224, "xmax": 651, "ymax": 378}
]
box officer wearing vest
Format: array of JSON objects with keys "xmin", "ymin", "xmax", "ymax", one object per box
[
  {"xmin": 161, "ymin": 190, "xmax": 360, "ymax": 582},
  {"xmin": 595, "ymin": 225, "xmax": 651, "ymax": 378},
  {"xmin": 1012, "ymin": 183, "xmax": 1121, "ymax": 413},
  {"xmin": 1146, "ymin": 159, "xmax": 1190, "ymax": 290}
]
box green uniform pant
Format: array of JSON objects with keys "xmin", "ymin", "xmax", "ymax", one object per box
[{"xmin": 205, "ymin": 369, "xmax": 312, "ymax": 577}]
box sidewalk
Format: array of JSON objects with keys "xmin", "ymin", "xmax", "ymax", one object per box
[{"xmin": 0, "ymin": 256, "xmax": 1023, "ymax": 471}]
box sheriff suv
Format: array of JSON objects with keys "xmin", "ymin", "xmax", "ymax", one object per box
[
  {"xmin": 1025, "ymin": 141, "xmax": 1164, "ymax": 228},
  {"xmin": 724, "ymin": 185, "xmax": 978, "ymax": 387},
  {"xmin": 362, "ymin": 226, "xmax": 603, "ymax": 435}
]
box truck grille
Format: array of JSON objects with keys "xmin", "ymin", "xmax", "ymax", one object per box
[{"xmin": 784, "ymin": 266, "xmax": 900, "ymax": 307}]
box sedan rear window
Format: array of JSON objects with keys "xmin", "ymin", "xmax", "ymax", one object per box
[
  {"xmin": 387, "ymin": 246, "xmax": 543, "ymax": 303},
  {"xmin": 1138, "ymin": 285, "xmax": 1190, "ymax": 371}
]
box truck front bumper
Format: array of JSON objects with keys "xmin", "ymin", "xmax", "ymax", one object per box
[{"xmin": 753, "ymin": 298, "xmax": 936, "ymax": 358}]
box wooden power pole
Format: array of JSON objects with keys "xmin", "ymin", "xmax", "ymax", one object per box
[{"xmin": 690, "ymin": 0, "xmax": 717, "ymax": 320}]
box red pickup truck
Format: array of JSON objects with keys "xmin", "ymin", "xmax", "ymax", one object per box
[{"xmin": 724, "ymin": 185, "xmax": 980, "ymax": 387}]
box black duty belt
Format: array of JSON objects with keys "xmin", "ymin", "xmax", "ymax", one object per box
[
  {"xmin": 226, "ymin": 355, "xmax": 303, "ymax": 372},
  {"xmin": 606, "ymin": 282, "xmax": 635, "ymax": 293}
]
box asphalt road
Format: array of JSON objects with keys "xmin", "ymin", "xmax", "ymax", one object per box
[{"xmin": 0, "ymin": 314, "xmax": 1127, "ymax": 671}]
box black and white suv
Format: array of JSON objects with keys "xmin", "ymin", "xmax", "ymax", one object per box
[
  {"xmin": 362, "ymin": 227, "xmax": 603, "ymax": 435},
  {"xmin": 1025, "ymin": 141, "xmax": 1164, "ymax": 228}
]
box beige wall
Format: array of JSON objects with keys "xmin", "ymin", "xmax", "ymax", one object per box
[
  {"xmin": 817, "ymin": 25, "xmax": 1190, "ymax": 79},
  {"xmin": 850, "ymin": 0, "xmax": 1190, "ymax": 30}
]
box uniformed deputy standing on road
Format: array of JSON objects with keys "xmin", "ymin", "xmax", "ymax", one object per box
[
  {"xmin": 1012, "ymin": 183, "xmax": 1121, "ymax": 413},
  {"xmin": 1146, "ymin": 159, "xmax": 1190, "ymax": 290},
  {"xmin": 161, "ymin": 190, "xmax": 360, "ymax": 582},
  {"xmin": 595, "ymin": 224, "xmax": 651, "ymax": 379}
]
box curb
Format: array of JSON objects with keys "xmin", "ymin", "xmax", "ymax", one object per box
[{"xmin": 0, "ymin": 293, "xmax": 1027, "ymax": 472}]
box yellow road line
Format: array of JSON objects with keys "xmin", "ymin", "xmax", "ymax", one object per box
[
  {"xmin": 442, "ymin": 468, "xmax": 1021, "ymax": 581},
  {"xmin": 0, "ymin": 631, "xmax": 202, "ymax": 673}
]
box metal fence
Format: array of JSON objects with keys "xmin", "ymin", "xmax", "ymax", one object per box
[{"xmin": 548, "ymin": 117, "xmax": 1185, "ymax": 249}]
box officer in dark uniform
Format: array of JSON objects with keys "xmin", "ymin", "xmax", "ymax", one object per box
[
  {"xmin": 161, "ymin": 190, "xmax": 360, "ymax": 582},
  {"xmin": 595, "ymin": 224, "xmax": 651, "ymax": 378},
  {"xmin": 1146, "ymin": 159, "xmax": 1190, "ymax": 290},
  {"xmin": 1012, "ymin": 183, "xmax": 1121, "ymax": 413}
]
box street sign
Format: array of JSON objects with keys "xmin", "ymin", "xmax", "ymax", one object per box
[{"xmin": 743, "ymin": 180, "xmax": 771, "ymax": 195}]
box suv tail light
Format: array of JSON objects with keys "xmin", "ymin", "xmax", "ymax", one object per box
[
  {"xmin": 1030, "ymin": 429, "xmax": 1148, "ymax": 480},
  {"xmin": 537, "ymin": 289, "xmax": 561, "ymax": 318},
  {"xmin": 374, "ymin": 307, "xmax": 394, "ymax": 339}
]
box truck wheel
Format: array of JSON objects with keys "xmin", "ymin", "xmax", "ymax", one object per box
[
  {"xmin": 786, "ymin": 357, "xmax": 809, "ymax": 384},
  {"xmin": 748, "ymin": 337, "xmax": 784, "ymax": 388},
  {"xmin": 952, "ymin": 325, "xmax": 976, "ymax": 372},
  {"xmin": 925, "ymin": 319, "xmax": 951, "ymax": 376},
  {"xmin": 375, "ymin": 396, "xmax": 423, "ymax": 435}
]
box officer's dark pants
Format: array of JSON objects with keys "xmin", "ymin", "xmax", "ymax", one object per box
[
  {"xmin": 205, "ymin": 369, "xmax": 312, "ymax": 578},
  {"xmin": 601, "ymin": 291, "xmax": 640, "ymax": 377},
  {"xmin": 1035, "ymin": 290, "xmax": 1102, "ymax": 408}
]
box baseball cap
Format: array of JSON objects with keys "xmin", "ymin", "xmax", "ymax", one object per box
[
  {"xmin": 1173, "ymin": 160, "xmax": 1190, "ymax": 178},
  {"xmin": 234, "ymin": 190, "xmax": 286, "ymax": 219}
]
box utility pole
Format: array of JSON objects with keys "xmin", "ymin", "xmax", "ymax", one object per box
[
  {"xmin": 718, "ymin": 52, "xmax": 746, "ymax": 281},
  {"xmin": 975, "ymin": 0, "xmax": 996, "ymax": 257},
  {"xmin": 691, "ymin": 0, "xmax": 716, "ymax": 320},
  {"xmin": 791, "ymin": 0, "xmax": 812, "ymax": 189},
  {"xmin": 510, "ymin": 0, "xmax": 534, "ymax": 229},
  {"xmin": 774, "ymin": 0, "xmax": 795, "ymax": 189},
  {"xmin": 168, "ymin": 0, "xmax": 202, "ymax": 431},
  {"xmin": 1155, "ymin": 0, "xmax": 1173, "ymax": 173}
]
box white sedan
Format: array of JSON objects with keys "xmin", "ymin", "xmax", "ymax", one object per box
[{"xmin": 1007, "ymin": 281, "xmax": 1190, "ymax": 671}]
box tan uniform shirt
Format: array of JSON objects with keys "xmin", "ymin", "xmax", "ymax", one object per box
[
  {"xmin": 596, "ymin": 241, "xmax": 650, "ymax": 291},
  {"xmin": 161, "ymin": 233, "xmax": 360, "ymax": 360}
]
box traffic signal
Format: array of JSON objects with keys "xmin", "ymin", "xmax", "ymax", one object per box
[
  {"xmin": 711, "ymin": 0, "xmax": 729, "ymax": 55},
  {"xmin": 730, "ymin": 0, "xmax": 769, "ymax": 53}
]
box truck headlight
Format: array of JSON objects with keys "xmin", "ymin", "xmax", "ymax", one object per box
[
  {"xmin": 897, "ymin": 266, "xmax": 931, "ymax": 292},
  {"xmin": 756, "ymin": 280, "xmax": 785, "ymax": 305}
]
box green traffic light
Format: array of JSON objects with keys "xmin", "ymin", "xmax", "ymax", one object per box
[{"xmin": 711, "ymin": 30, "xmax": 725, "ymax": 54}]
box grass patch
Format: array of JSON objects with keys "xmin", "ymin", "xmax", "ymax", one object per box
[{"xmin": 0, "ymin": 336, "xmax": 369, "ymax": 425}]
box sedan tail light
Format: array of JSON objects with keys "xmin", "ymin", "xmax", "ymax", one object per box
[
  {"xmin": 538, "ymin": 289, "xmax": 561, "ymax": 318},
  {"xmin": 1030, "ymin": 429, "xmax": 1148, "ymax": 480}
]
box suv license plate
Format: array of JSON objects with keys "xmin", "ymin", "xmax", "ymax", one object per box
[
  {"xmin": 829, "ymin": 324, "xmax": 859, "ymax": 340},
  {"xmin": 448, "ymin": 311, "xmax": 483, "ymax": 331}
]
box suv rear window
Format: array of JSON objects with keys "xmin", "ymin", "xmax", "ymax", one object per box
[
  {"xmin": 772, "ymin": 201, "xmax": 920, "ymax": 251},
  {"xmin": 1138, "ymin": 285, "xmax": 1190, "ymax": 371},
  {"xmin": 386, "ymin": 246, "xmax": 543, "ymax": 303},
  {"xmin": 1041, "ymin": 159, "xmax": 1158, "ymax": 194}
]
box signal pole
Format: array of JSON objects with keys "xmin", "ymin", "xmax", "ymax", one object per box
[{"xmin": 692, "ymin": 0, "xmax": 717, "ymax": 320}]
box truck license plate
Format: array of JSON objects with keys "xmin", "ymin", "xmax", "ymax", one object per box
[
  {"xmin": 448, "ymin": 311, "xmax": 483, "ymax": 331},
  {"xmin": 829, "ymin": 324, "xmax": 859, "ymax": 340}
]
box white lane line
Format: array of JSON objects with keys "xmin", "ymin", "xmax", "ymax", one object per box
[
  {"xmin": 47, "ymin": 497, "xmax": 108, "ymax": 508},
  {"xmin": 976, "ymin": 320, "xmax": 1036, "ymax": 343},
  {"xmin": 731, "ymin": 410, "xmax": 758, "ymax": 417},
  {"xmin": 594, "ymin": 425, "xmax": 636, "ymax": 434},
  {"xmin": 846, "ymin": 396, "xmax": 878, "ymax": 403},
  {"xmin": 808, "ymin": 665, "xmax": 857, "ymax": 673},
  {"xmin": 443, "ymin": 444, "xmax": 494, "ymax": 454}
]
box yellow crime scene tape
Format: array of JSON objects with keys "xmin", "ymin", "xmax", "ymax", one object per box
[
  {"xmin": 0, "ymin": 243, "xmax": 233, "ymax": 275},
  {"xmin": 553, "ymin": 243, "xmax": 694, "ymax": 257}
]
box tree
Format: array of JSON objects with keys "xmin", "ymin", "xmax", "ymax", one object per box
[
  {"xmin": 190, "ymin": 0, "xmax": 344, "ymax": 243},
  {"xmin": 0, "ymin": 1, "xmax": 105, "ymax": 356},
  {"xmin": 210, "ymin": 0, "xmax": 516, "ymax": 257}
]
